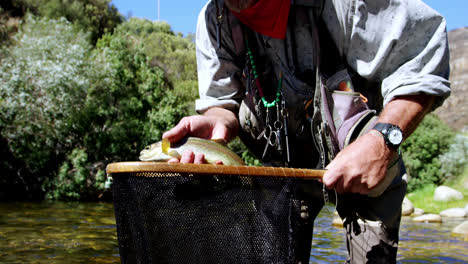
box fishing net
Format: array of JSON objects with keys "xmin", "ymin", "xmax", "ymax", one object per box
[{"xmin": 107, "ymin": 162, "xmax": 324, "ymax": 264}]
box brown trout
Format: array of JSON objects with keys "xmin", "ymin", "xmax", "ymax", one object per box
[{"xmin": 139, "ymin": 137, "xmax": 245, "ymax": 166}]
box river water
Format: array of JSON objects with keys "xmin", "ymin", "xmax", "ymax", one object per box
[{"xmin": 0, "ymin": 202, "xmax": 467, "ymax": 263}]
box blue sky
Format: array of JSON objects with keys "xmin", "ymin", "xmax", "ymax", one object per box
[{"xmin": 111, "ymin": 0, "xmax": 467, "ymax": 36}]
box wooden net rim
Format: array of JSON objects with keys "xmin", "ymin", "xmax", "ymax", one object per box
[{"xmin": 106, "ymin": 162, "xmax": 325, "ymax": 179}]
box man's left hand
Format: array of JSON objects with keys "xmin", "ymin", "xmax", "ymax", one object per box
[{"xmin": 322, "ymin": 131, "xmax": 393, "ymax": 194}]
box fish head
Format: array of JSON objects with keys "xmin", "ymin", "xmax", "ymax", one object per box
[{"xmin": 139, "ymin": 140, "xmax": 174, "ymax": 161}]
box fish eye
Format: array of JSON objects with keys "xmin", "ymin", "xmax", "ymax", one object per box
[{"xmin": 145, "ymin": 146, "xmax": 151, "ymax": 150}]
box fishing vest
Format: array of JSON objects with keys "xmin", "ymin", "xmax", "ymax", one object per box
[{"xmin": 220, "ymin": 0, "xmax": 380, "ymax": 169}]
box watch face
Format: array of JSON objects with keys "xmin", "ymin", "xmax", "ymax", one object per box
[{"xmin": 388, "ymin": 129, "xmax": 403, "ymax": 145}]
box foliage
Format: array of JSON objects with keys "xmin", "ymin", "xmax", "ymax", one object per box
[
  {"xmin": 1, "ymin": 0, "xmax": 31, "ymax": 17},
  {"xmin": 84, "ymin": 33, "xmax": 167, "ymax": 161},
  {"xmin": 0, "ymin": 15, "xmax": 92, "ymax": 177},
  {"xmin": 0, "ymin": 16, "xmax": 188, "ymax": 200},
  {"xmin": 401, "ymin": 114, "xmax": 456, "ymax": 192},
  {"xmin": 113, "ymin": 18, "xmax": 198, "ymax": 85},
  {"xmin": 115, "ymin": 17, "xmax": 173, "ymax": 36},
  {"xmin": 44, "ymin": 148, "xmax": 108, "ymax": 201},
  {"xmin": 407, "ymin": 168, "xmax": 468, "ymax": 214},
  {"xmin": 45, "ymin": 149, "xmax": 89, "ymax": 200},
  {"xmin": 1, "ymin": 0, "xmax": 123, "ymax": 44},
  {"xmin": 439, "ymin": 133, "xmax": 468, "ymax": 182},
  {"xmin": 228, "ymin": 138, "xmax": 262, "ymax": 166},
  {"xmin": 0, "ymin": 7, "xmax": 16, "ymax": 44}
]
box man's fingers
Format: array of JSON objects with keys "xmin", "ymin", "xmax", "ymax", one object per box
[
  {"xmin": 211, "ymin": 126, "xmax": 229, "ymax": 142},
  {"xmin": 194, "ymin": 153, "xmax": 206, "ymax": 164},
  {"xmin": 350, "ymin": 178, "xmax": 370, "ymax": 195},
  {"xmin": 325, "ymin": 159, "xmax": 336, "ymax": 170},
  {"xmin": 323, "ymin": 169, "xmax": 338, "ymax": 189},
  {"xmin": 167, "ymin": 158, "xmax": 180, "ymax": 163},
  {"xmin": 180, "ymin": 150, "xmax": 195, "ymax": 164},
  {"xmin": 162, "ymin": 117, "xmax": 190, "ymax": 143},
  {"xmin": 334, "ymin": 177, "xmax": 345, "ymax": 193},
  {"xmin": 167, "ymin": 152, "xmax": 217, "ymax": 165},
  {"xmin": 166, "ymin": 150, "xmax": 223, "ymax": 165}
]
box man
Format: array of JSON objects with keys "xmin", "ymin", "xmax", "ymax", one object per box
[{"xmin": 163, "ymin": 0, "xmax": 450, "ymax": 262}]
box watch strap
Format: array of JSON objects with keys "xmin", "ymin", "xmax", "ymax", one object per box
[
  {"xmin": 372, "ymin": 122, "xmax": 403, "ymax": 149},
  {"xmin": 373, "ymin": 122, "xmax": 392, "ymax": 134}
]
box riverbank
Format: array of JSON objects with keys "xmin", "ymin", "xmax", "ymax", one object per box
[
  {"xmin": 407, "ymin": 167, "xmax": 468, "ymax": 213},
  {"xmin": 401, "ymin": 168, "xmax": 468, "ymax": 239}
]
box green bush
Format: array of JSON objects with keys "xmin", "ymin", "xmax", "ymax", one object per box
[
  {"xmin": 113, "ymin": 18, "xmax": 197, "ymax": 84},
  {"xmin": 3, "ymin": 0, "xmax": 123, "ymax": 44},
  {"xmin": 0, "ymin": 15, "xmax": 92, "ymax": 178},
  {"xmin": 439, "ymin": 133, "xmax": 468, "ymax": 183},
  {"xmin": 0, "ymin": 7, "xmax": 10, "ymax": 44},
  {"xmin": 0, "ymin": 16, "xmax": 189, "ymax": 200},
  {"xmin": 44, "ymin": 148, "xmax": 108, "ymax": 201},
  {"xmin": 45, "ymin": 149, "xmax": 89, "ymax": 200},
  {"xmin": 228, "ymin": 138, "xmax": 262, "ymax": 166},
  {"xmin": 401, "ymin": 114, "xmax": 456, "ymax": 192}
]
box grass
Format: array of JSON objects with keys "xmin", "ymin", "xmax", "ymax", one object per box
[{"xmin": 407, "ymin": 167, "xmax": 468, "ymax": 214}]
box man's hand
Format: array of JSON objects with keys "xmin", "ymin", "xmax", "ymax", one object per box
[
  {"xmin": 162, "ymin": 107, "xmax": 239, "ymax": 164},
  {"xmin": 168, "ymin": 150, "xmax": 224, "ymax": 164},
  {"xmin": 322, "ymin": 132, "xmax": 392, "ymax": 194},
  {"xmin": 323, "ymin": 94, "xmax": 435, "ymax": 194},
  {"xmin": 163, "ymin": 107, "xmax": 238, "ymax": 143}
]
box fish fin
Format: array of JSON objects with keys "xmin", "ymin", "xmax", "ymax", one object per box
[
  {"xmin": 211, "ymin": 138, "xmax": 227, "ymax": 146},
  {"xmin": 168, "ymin": 150, "xmax": 181, "ymax": 159},
  {"xmin": 162, "ymin": 138, "xmax": 181, "ymax": 159},
  {"xmin": 162, "ymin": 138, "xmax": 171, "ymax": 154}
]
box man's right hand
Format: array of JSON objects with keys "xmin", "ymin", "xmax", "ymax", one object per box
[{"xmin": 162, "ymin": 107, "xmax": 239, "ymax": 163}]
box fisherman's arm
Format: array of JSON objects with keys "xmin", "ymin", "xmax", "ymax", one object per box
[{"xmin": 322, "ymin": 0, "xmax": 451, "ymax": 194}]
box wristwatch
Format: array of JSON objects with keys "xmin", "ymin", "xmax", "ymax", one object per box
[{"xmin": 373, "ymin": 123, "xmax": 404, "ymax": 149}]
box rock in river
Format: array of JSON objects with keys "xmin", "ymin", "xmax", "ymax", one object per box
[
  {"xmin": 452, "ymin": 220, "xmax": 468, "ymax": 236},
  {"xmin": 413, "ymin": 214, "xmax": 443, "ymax": 223},
  {"xmin": 332, "ymin": 215, "xmax": 344, "ymax": 228},
  {"xmin": 402, "ymin": 197, "xmax": 414, "ymax": 216},
  {"xmin": 433, "ymin": 186, "xmax": 463, "ymax": 201},
  {"xmin": 440, "ymin": 208, "xmax": 467, "ymax": 218},
  {"xmin": 412, "ymin": 208, "xmax": 425, "ymax": 217}
]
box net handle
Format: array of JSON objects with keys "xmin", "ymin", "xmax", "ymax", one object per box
[{"xmin": 106, "ymin": 162, "xmax": 325, "ymax": 179}]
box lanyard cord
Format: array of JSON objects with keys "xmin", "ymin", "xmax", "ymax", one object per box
[
  {"xmin": 214, "ymin": 0, "xmax": 224, "ymax": 49},
  {"xmin": 245, "ymin": 38, "xmax": 283, "ymax": 108}
]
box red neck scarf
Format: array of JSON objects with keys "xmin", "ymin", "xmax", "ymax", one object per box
[{"xmin": 231, "ymin": 0, "xmax": 291, "ymax": 39}]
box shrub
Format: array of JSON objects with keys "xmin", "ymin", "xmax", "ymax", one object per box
[
  {"xmin": 113, "ymin": 18, "xmax": 197, "ymax": 84},
  {"xmin": 401, "ymin": 114, "xmax": 455, "ymax": 192},
  {"xmin": 439, "ymin": 133, "xmax": 468, "ymax": 183},
  {"xmin": 228, "ymin": 138, "xmax": 262, "ymax": 166},
  {"xmin": 2, "ymin": 0, "xmax": 123, "ymax": 44},
  {"xmin": 44, "ymin": 149, "xmax": 90, "ymax": 200},
  {"xmin": 0, "ymin": 16, "xmax": 188, "ymax": 200},
  {"xmin": 0, "ymin": 15, "xmax": 92, "ymax": 180}
]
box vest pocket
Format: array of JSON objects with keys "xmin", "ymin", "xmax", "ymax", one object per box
[{"xmin": 330, "ymin": 91, "xmax": 377, "ymax": 149}]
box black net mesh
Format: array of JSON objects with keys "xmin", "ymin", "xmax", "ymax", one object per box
[{"xmin": 111, "ymin": 170, "xmax": 314, "ymax": 264}]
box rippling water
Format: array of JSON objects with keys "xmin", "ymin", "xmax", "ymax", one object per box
[
  {"xmin": 0, "ymin": 202, "xmax": 466, "ymax": 263},
  {"xmin": 311, "ymin": 206, "xmax": 468, "ymax": 263},
  {"xmin": 0, "ymin": 202, "xmax": 119, "ymax": 264}
]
